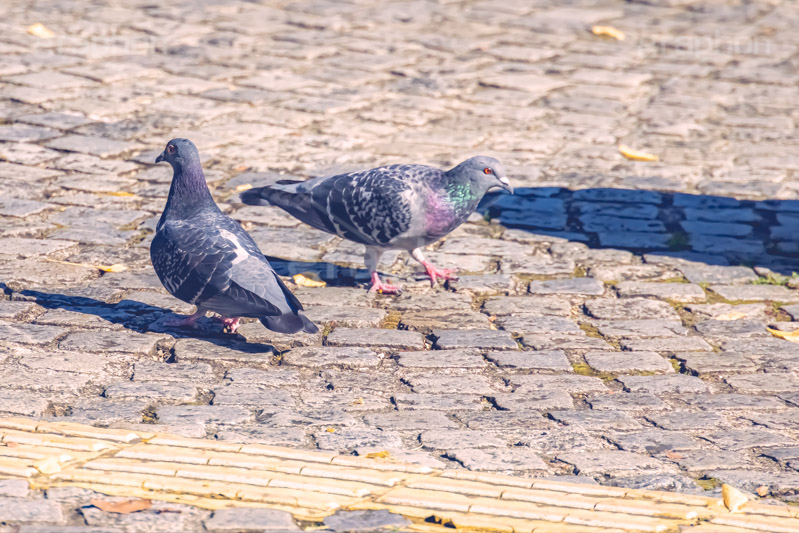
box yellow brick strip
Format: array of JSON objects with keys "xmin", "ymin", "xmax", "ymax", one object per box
[{"xmin": 1, "ymin": 417, "xmax": 798, "ymax": 533}]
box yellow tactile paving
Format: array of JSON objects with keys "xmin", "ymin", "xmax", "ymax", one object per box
[{"xmin": 0, "ymin": 418, "xmax": 797, "ymax": 532}]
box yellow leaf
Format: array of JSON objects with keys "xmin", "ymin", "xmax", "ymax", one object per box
[
  {"xmin": 592, "ymin": 25, "xmax": 625, "ymax": 40},
  {"xmin": 756, "ymin": 485, "xmax": 769, "ymax": 497},
  {"xmin": 722, "ymin": 483, "xmax": 748, "ymax": 513},
  {"xmin": 767, "ymin": 327, "xmax": 799, "ymax": 343},
  {"xmin": 27, "ymin": 23, "xmax": 54, "ymax": 39},
  {"xmin": 104, "ymin": 191, "xmax": 136, "ymax": 197},
  {"xmin": 235, "ymin": 184, "xmax": 253, "ymax": 192},
  {"xmin": 293, "ymin": 272, "xmax": 326, "ymax": 288},
  {"xmin": 325, "ymin": 427, "xmax": 335, "ymax": 433},
  {"xmin": 364, "ymin": 451, "xmax": 391, "ymax": 459},
  {"xmin": 99, "ymin": 264, "xmax": 127, "ymax": 273},
  {"xmin": 716, "ymin": 311, "xmax": 748, "ymax": 321},
  {"xmin": 34, "ymin": 456, "xmax": 62, "ymax": 474},
  {"xmin": 351, "ymin": 397, "xmax": 364, "ymax": 405},
  {"xmin": 619, "ymin": 144, "xmax": 659, "ymax": 162}
]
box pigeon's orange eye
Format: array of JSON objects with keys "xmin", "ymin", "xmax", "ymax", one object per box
[
  {"xmin": 167, "ymin": 145, "xmax": 176, "ymax": 155},
  {"xmin": 483, "ymin": 168, "xmax": 492, "ymax": 175}
]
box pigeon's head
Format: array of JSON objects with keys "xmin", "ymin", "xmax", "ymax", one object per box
[
  {"xmin": 155, "ymin": 138, "xmax": 201, "ymax": 171},
  {"xmin": 453, "ymin": 156, "xmax": 513, "ymax": 194}
]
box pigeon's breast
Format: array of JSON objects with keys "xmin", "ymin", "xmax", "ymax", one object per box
[{"xmin": 423, "ymin": 193, "xmax": 460, "ymax": 238}]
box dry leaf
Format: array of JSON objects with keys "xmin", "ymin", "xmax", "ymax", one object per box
[
  {"xmin": 45, "ymin": 258, "xmax": 127, "ymax": 273},
  {"xmin": 755, "ymin": 485, "xmax": 769, "ymax": 497},
  {"xmin": 91, "ymin": 498, "xmax": 152, "ymax": 514},
  {"xmin": 325, "ymin": 427, "xmax": 335, "ymax": 433},
  {"xmin": 365, "ymin": 451, "xmax": 391, "ymax": 459},
  {"xmin": 98, "ymin": 264, "xmax": 127, "ymax": 273},
  {"xmin": 27, "ymin": 23, "xmax": 54, "ymax": 38},
  {"xmin": 103, "ymin": 191, "xmax": 136, "ymax": 197},
  {"xmin": 716, "ymin": 311, "xmax": 748, "ymax": 321},
  {"xmin": 234, "ymin": 165, "xmax": 248, "ymax": 172},
  {"xmin": 592, "ymin": 25, "xmax": 625, "ymax": 40},
  {"xmin": 722, "ymin": 484, "xmax": 748, "ymax": 513},
  {"xmin": 619, "ymin": 144, "xmax": 659, "ymax": 162},
  {"xmin": 235, "ymin": 184, "xmax": 253, "ymax": 192},
  {"xmin": 351, "ymin": 397, "xmax": 364, "ymax": 405},
  {"xmin": 665, "ymin": 451, "xmax": 683, "ymax": 460},
  {"xmin": 293, "ymin": 272, "xmax": 326, "ymax": 288},
  {"xmin": 34, "ymin": 456, "xmax": 62, "ymax": 475},
  {"xmin": 767, "ymin": 327, "xmax": 799, "ymax": 343}
]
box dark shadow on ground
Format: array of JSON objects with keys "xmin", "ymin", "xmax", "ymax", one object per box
[
  {"xmin": 479, "ymin": 187, "xmax": 799, "ymax": 275},
  {"xmin": 266, "ymin": 257, "xmax": 373, "ymax": 286},
  {"xmin": 1, "ymin": 284, "xmax": 276, "ymax": 354}
]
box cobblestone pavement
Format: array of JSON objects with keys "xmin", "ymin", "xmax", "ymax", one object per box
[{"xmin": 1, "ymin": 0, "xmax": 799, "ymax": 529}]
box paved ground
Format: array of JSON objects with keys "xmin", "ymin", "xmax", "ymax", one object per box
[{"xmin": 1, "ymin": 0, "xmax": 799, "ymax": 529}]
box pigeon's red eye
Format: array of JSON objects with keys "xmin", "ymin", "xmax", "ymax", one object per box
[
  {"xmin": 167, "ymin": 145, "xmax": 176, "ymax": 155},
  {"xmin": 483, "ymin": 168, "xmax": 492, "ymax": 175}
]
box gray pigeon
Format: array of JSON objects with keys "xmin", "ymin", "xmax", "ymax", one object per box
[
  {"xmin": 240, "ymin": 156, "xmax": 513, "ymax": 293},
  {"xmin": 150, "ymin": 138, "xmax": 318, "ymax": 334}
]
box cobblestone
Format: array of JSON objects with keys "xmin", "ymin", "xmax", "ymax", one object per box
[{"xmin": 0, "ymin": 0, "xmax": 797, "ymax": 523}]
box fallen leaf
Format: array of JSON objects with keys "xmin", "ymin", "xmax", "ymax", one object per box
[
  {"xmin": 592, "ymin": 25, "xmax": 625, "ymax": 40},
  {"xmin": 619, "ymin": 144, "xmax": 659, "ymax": 162},
  {"xmin": 722, "ymin": 484, "xmax": 748, "ymax": 513},
  {"xmin": 103, "ymin": 191, "xmax": 136, "ymax": 197},
  {"xmin": 235, "ymin": 183, "xmax": 253, "ymax": 192},
  {"xmin": 27, "ymin": 23, "xmax": 54, "ymax": 38},
  {"xmin": 351, "ymin": 397, "xmax": 364, "ymax": 406},
  {"xmin": 325, "ymin": 427, "xmax": 335, "ymax": 433},
  {"xmin": 90, "ymin": 498, "xmax": 152, "ymax": 514},
  {"xmin": 34, "ymin": 456, "xmax": 62, "ymax": 475},
  {"xmin": 665, "ymin": 451, "xmax": 683, "ymax": 460},
  {"xmin": 44, "ymin": 258, "xmax": 127, "ymax": 273},
  {"xmin": 234, "ymin": 165, "xmax": 248, "ymax": 172},
  {"xmin": 365, "ymin": 451, "xmax": 391, "ymax": 459},
  {"xmin": 293, "ymin": 272, "xmax": 326, "ymax": 288},
  {"xmin": 716, "ymin": 311, "xmax": 748, "ymax": 321},
  {"xmin": 767, "ymin": 327, "xmax": 799, "ymax": 343},
  {"xmin": 756, "ymin": 485, "xmax": 769, "ymax": 497},
  {"xmin": 98, "ymin": 264, "xmax": 127, "ymax": 273}
]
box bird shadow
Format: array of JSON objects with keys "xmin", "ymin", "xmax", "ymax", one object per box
[
  {"xmin": 1, "ymin": 284, "xmax": 277, "ymax": 354},
  {"xmin": 479, "ymin": 186, "xmax": 798, "ymax": 275}
]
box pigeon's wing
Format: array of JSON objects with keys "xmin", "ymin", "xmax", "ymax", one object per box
[
  {"xmin": 302, "ymin": 165, "xmax": 433, "ymax": 246},
  {"xmin": 150, "ymin": 221, "xmax": 283, "ymax": 317}
]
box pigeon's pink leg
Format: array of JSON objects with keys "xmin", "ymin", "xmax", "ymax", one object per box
[
  {"xmin": 364, "ymin": 246, "xmax": 401, "ymax": 294},
  {"xmin": 422, "ymin": 262, "xmax": 459, "ymax": 287},
  {"xmin": 369, "ymin": 272, "xmax": 401, "ymax": 295},
  {"xmin": 410, "ymin": 248, "xmax": 458, "ymax": 287},
  {"xmin": 220, "ymin": 317, "xmax": 241, "ymax": 333},
  {"xmin": 163, "ymin": 310, "xmax": 204, "ymax": 329}
]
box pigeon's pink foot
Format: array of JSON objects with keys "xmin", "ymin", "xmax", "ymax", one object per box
[
  {"xmin": 221, "ymin": 317, "xmax": 241, "ymax": 334},
  {"xmin": 368, "ymin": 272, "xmax": 401, "ymax": 295},
  {"xmin": 423, "ymin": 262, "xmax": 459, "ymax": 286},
  {"xmin": 163, "ymin": 311, "xmax": 203, "ymax": 329}
]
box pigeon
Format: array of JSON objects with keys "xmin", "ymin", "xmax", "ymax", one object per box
[
  {"xmin": 150, "ymin": 138, "xmax": 318, "ymax": 334},
  {"xmin": 240, "ymin": 156, "xmax": 513, "ymax": 294}
]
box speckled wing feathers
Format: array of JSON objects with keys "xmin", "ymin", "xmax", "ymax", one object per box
[
  {"xmin": 268, "ymin": 165, "xmax": 442, "ymax": 247},
  {"xmin": 150, "ymin": 220, "xmax": 283, "ymax": 317}
]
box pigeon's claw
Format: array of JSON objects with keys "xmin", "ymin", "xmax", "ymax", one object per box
[
  {"xmin": 423, "ymin": 262, "xmax": 459, "ymax": 286},
  {"xmin": 369, "ymin": 272, "xmax": 402, "ymax": 295},
  {"xmin": 221, "ymin": 317, "xmax": 241, "ymax": 334}
]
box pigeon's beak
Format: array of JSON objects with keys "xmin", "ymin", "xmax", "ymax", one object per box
[
  {"xmin": 155, "ymin": 151, "xmax": 165, "ymax": 164},
  {"xmin": 499, "ymin": 176, "xmax": 514, "ymax": 194}
]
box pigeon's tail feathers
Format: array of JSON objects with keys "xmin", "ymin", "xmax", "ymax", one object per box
[
  {"xmin": 260, "ymin": 311, "xmax": 318, "ymax": 334},
  {"xmin": 240, "ymin": 185, "xmax": 334, "ymax": 235}
]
